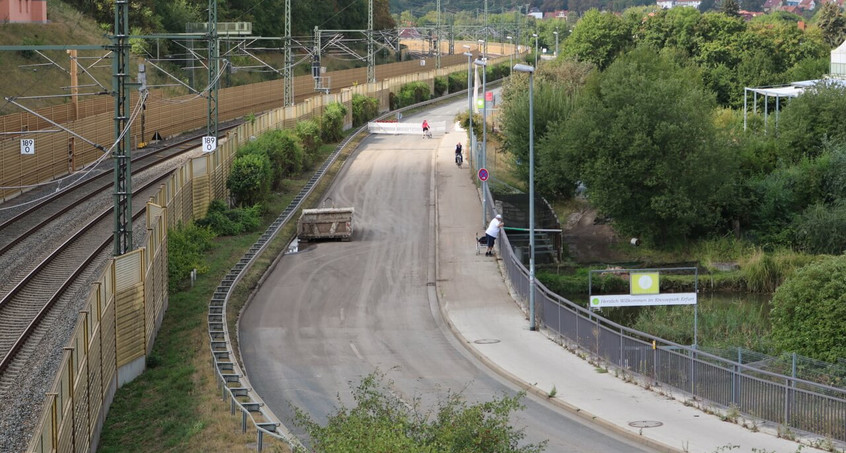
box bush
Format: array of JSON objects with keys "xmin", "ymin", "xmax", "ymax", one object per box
[
  {"xmin": 395, "ymin": 81, "xmax": 431, "ymax": 108},
  {"xmin": 167, "ymin": 222, "xmax": 215, "ymax": 291},
  {"xmin": 448, "ymin": 71, "xmax": 467, "ymax": 93},
  {"xmin": 770, "ymin": 255, "xmax": 846, "ymax": 362},
  {"xmin": 238, "ymin": 129, "xmax": 304, "ymax": 190},
  {"xmin": 320, "ymin": 102, "xmax": 348, "ymax": 143},
  {"xmin": 196, "ymin": 200, "xmax": 262, "ymax": 236},
  {"xmin": 793, "ymin": 200, "xmax": 846, "ymax": 254},
  {"xmin": 294, "ymin": 371, "xmax": 546, "ymax": 453},
  {"xmin": 227, "ymin": 153, "xmax": 271, "ymax": 206},
  {"xmin": 739, "ymin": 249, "xmax": 816, "ymax": 293},
  {"xmin": 295, "ymin": 119, "xmax": 323, "ymax": 164},
  {"xmin": 352, "ymin": 94, "xmax": 379, "ymax": 127},
  {"xmin": 433, "ymin": 76, "xmax": 447, "ymax": 96}
]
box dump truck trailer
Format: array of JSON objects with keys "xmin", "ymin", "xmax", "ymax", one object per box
[{"xmin": 297, "ymin": 207, "xmax": 354, "ymax": 241}]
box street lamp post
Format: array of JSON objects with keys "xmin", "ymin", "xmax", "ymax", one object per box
[
  {"xmin": 513, "ymin": 63, "xmax": 536, "ymax": 331},
  {"xmin": 475, "ymin": 57, "xmax": 488, "ymax": 227},
  {"xmin": 532, "ymin": 33, "xmax": 538, "ymax": 67},
  {"xmin": 463, "ymin": 47, "xmax": 473, "ymax": 168},
  {"xmin": 553, "ymin": 31, "xmax": 559, "ymax": 57},
  {"xmin": 506, "ymin": 36, "xmax": 513, "ymax": 75}
]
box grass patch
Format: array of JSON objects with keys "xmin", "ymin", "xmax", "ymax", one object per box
[{"xmin": 98, "ymin": 132, "xmax": 363, "ymax": 452}]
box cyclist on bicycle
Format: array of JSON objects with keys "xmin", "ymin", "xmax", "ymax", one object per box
[
  {"xmin": 422, "ymin": 119, "xmax": 430, "ymax": 138},
  {"xmin": 455, "ymin": 142, "xmax": 463, "ymax": 165}
]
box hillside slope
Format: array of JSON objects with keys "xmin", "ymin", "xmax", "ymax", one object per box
[{"xmin": 0, "ymin": 0, "xmax": 111, "ymax": 113}]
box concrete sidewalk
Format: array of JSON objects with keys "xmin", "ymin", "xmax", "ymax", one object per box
[{"xmin": 432, "ymin": 128, "xmax": 828, "ymax": 453}]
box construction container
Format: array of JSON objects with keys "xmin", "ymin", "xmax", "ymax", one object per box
[{"xmin": 297, "ymin": 207, "xmax": 354, "ymax": 241}]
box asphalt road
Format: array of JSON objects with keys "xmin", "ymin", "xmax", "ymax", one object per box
[{"xmin": 239, "ymin": 98, "xmax": 654, "ymax": 452}]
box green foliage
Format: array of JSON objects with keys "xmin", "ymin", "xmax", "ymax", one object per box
[
  {"xmin": 777, "ymin": 82, "xmax": 846, "ymax": 161},
  {"xmin": 433, "ymin": 76, "xmax": 447, "ymax": 97},
  {"xmin": 195, "ymin": 200, "xmax": 262, "ymax": 236},
  {"xmin": 770, "ymin": 255, "xmax": 846, "ymax": 362},
  {"xmin": 226, "ymin": 153, "xmax": 271, "ymax": 206},
  {"xmin": 351, "ymin": 94, "xmax": 379, "ymax": 127},
  {"xmin": 167, "ymin": 222, "xmax": 215, "ymax": 291},
  {"xmin": 739, "ymin": 249, "xmax": 817, "ymax": 293},
  {"xmin": 447, "ymin": 71, "xmax": 468, "ymax": 93},
  {"xmin": 19, "ymin": 37, "xmax": 44, "ymax": 59},
  {"xmin": 395, "ymin": 81, "xmax": 431, "ymax": 108},
  {"xmin": 632, "ymin": 296, "xmax": 774, "ymax": 351},
  {"xmin": 816, "ymin": 1, "xmax": 846, "ymax": 48},
  {"xmin": 320, "ymin": 102, "xmax": 348, "ymax": 143},
  {"xmin": 554, "ymin": 45, "xmax": 736, "ymax": 245},
  {"xmin": 295, "ymin": 119, "xmax": 323, "ymax": 160},
  {"xmin": 294, "ymin": 371, "xmax": 546, "ymax": 453},
  {"xmin": 793, "ymin": 200, "xmax": 846, "ymax": 254},
  {"xmin": 454, "ymin": 110, "xmax": 483, "ymax": 142},
  {"xmin": 560, "ymin": 9, "xmax": 633, "ymax": 70},
  {"xmin": 237, "ymin": 129, "xmax": 305, "ymax": 190}
]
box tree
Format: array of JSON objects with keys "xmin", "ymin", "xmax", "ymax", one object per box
[
  {"xmin": 293, "ymin": 371, "xmax": 547, "ymax": 453},
  {"xmin": 550, "ymin": 45, "xmax": 737, "ymax": 244},
  {"xmin": 816, "ymin": 1, "xmax": 846, "ymax": 48},
  {"xmin": 720, "ymin": 0, "xmax": 740, "ymax": 17},
  {"xmin": 559, "ymin": 9, "xmax": 633, "ymax": 70},
  {"xmin": 777, "ymin": 82, "xmax": 846, "ymax": 162},
  {"xmin": 769, "ymin": 255, "xmax": 846, "ymax": 362}
]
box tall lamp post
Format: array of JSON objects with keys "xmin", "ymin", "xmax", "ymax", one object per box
[
  {"xmin": 514, "ymin": 63, "xmax": 536, "ymax": 331},
  {"xmin": 532, "ymin": 33, "xmax": 539, "ymax": 67},
  {"xmin": 553, "ymin": 30, "xmax": 559, "ymax": 57},
  {"xmin": 475, "ymin": 57, "xmax": 488, "ymax": 227},
  {"xmin": 463, "ymin": 49, "xmax": 474, "ymax": 168},
  {"xmin": 506, "ymin": 36, "xmax": 513, "ymax": 75}
]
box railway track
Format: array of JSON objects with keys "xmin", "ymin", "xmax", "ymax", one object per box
[{"xmin": 0, "ymin": 126, "xmax": 236, "ymax": 396}]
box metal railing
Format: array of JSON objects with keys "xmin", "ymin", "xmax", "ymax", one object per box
[{"xmin": 480, "ymin": 182, "xmax": 846, "ymax": 443}]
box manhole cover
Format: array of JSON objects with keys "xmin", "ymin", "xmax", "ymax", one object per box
[
  {"xmin": 474, "ymin": 339, "xmax": 501, "ymax": 344},
  {"xmin": 628, "ymin": 420, "xmax": 663, "ymax": 428}
]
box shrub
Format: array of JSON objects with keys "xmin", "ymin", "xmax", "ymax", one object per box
[
  {"xmin": 294, "ymin": 371, "xmax": 546, "ymax": 453},
  {"xmin": 196, "ymin": 200, "xmax": 262, "ymax": 236},
  {"xmin": 395, "ymin": 81, "xmax": 430, "ymax": 108},
  {"xmin": 351, "ymin": 94, "xmax": 379, "ymax": 127},
  {"xmin": 793, "ymin": 200, "xmax": 846, "ymax": 254},
  {"xmin": 739, "ymin": 249, "xmax": 817, "ymax": 293},
  {"xmin": 320, "ymin": 102, "xmax": 348, "ymax": 143},
  {"xmin": 448, "ymin": 71, "xmax": 467, "ymax": 93},
  {"xmin": 770, "ymin": 255, "xmax": 846, "ymax": 362},
  {"xmin": 433, "ymin": 76, "xmax": 447, "ymax": 96},
  {"xmin": 167, "ymin": 222, "xmax": 215, "ymax": 291},
  {"xmin": 239, "ymin": 130, "xmax": 304, "ymax": 190},
  {"xmin": 295, "ymin": 119, "xmax": 323, "ymax": 163},
  {"xmin": 227, "ymin": 153, "xmax": 271, "ymax": 206}
]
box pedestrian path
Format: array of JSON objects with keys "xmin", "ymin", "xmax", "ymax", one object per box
[{"xmin": 432, "ymin": 129, "xmax": 831, "ymax": 453}]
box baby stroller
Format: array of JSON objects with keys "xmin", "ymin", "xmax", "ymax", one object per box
[{"xmin": 475, "ymin": 233, "xmax": 487, "ymax": 255}]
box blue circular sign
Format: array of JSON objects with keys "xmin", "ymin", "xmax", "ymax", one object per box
[{"xmin": 478, "ymin": 168, "xmax": 489, "ymax": 182}]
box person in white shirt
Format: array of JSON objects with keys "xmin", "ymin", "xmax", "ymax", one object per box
[{"xmin": 484, "ymin": 214, "xmax": 504, "ymax": 257}]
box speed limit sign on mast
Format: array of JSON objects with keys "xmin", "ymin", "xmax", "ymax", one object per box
[
  {"xmin": 202, "ymin": 136, "xmax": 217, "ymax": 153},
  {"xmin": 478, "ymin": 168, "xmax": 489, "ymax": 182},
  {"xmin": 20, "ymin": 138, "xmax": 35, "ymax": 155}
]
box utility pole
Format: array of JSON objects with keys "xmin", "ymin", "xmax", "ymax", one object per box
[
  {"xmin": 112, "ymin": 0, "xmax": 132, "ymax": 255},
  {"xmin": 368, "ymin": 0, "xmax": 375, "ymax": 83},
  {"xmin": 67, "ymin": 50, "xmax": 79, "ymax": 120},
  {"xmin": 284, "ymin": 0, "xmax": 293, "ymax": 105},
  {"xmin": 207, "ymin": 0, "xmax": 219, "ymax": 139},
  {"xmin": 436, "ymin": 0, "xmax": 441, "ymax": 69}
]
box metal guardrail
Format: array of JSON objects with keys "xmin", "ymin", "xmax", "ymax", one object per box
[
  {"xmin": 479, "ymin": 184, "xmax": 846, "ymax": 443},
  {"xmin": 207, "ymin": 86, "xmax": 483, "ymax": 450}
]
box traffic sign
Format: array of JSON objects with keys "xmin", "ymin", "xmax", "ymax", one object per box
[{"xmin": 478, "ymin": 168, "xmax": 488, "ymax": 182}]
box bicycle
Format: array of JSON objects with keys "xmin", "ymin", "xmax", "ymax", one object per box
[
  {"xmin": 423, "ymin": 128, "xmax": 432, "ymax": 139},
  {"xmin": 455, "ymin": 152, "xmax": 463, "ymax": 167}
]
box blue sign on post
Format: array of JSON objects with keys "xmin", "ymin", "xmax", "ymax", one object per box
[{"xmin": 478, "ymin": 168, "xmax": 488, "ymax": 182}]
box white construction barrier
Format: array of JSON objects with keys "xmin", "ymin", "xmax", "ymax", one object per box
[{"xmin": 367, "ymin": 121, "xmax": 447, "ymax": 136}]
